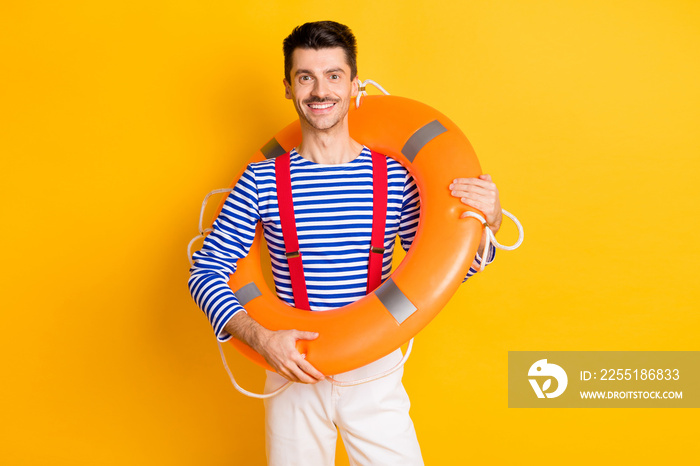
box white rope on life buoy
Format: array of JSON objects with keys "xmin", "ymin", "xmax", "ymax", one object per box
[
  {"xmin": 187, "ymin": 188, "xmax": 233, "ymax": 267},
  {"xmin": 355, "ymin": 78, "xmax": 390, "ymax": 108},
  {"xmin": 462, "ymin": 209, "xmax": 524, "ymax": 272}
]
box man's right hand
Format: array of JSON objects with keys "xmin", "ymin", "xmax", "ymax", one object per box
[
  {"xmin": 223, "ymin": 312, "xmax": 325, "ymax": 384},
  {"xmin": 256, "ymin": 328, "xmax": 325, "ymax": 383}
]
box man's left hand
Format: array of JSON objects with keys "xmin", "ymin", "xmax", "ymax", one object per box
[{"xmin": 449, "ymin": 174, "xmax": 502, "ymax": 236}]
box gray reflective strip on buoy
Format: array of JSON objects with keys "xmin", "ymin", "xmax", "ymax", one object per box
[
  {"xmin": 401, "ymin": 120, "xmax": 448, "ymax": 162},
  {"xmin": 375, "ymin": 278, "xmax": 418, "ymax": 324},
  {"xmin": 261, "ymin": 138, "xmax": 287, "ymax": 159},
  {"xmin": 235, "ymin": 282, "xmax": 262, "ymax": 306}
]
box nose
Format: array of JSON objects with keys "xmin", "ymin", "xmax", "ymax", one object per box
[{"xmin": 311, "ymin": 79, "xmax": 331, "ymax": 99}]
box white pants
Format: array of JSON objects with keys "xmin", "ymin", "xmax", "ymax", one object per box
[{"xmin": 263, "ymin": 349, "xmax": 424, "ymax": 466}]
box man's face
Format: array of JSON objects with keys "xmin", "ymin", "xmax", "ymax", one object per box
[{"xmin": 284, "ymin": 47, "xmax": 358, "ymax": 132}]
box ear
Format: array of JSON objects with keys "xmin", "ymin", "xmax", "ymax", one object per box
[
  {"xmin": 283, "ymin": 78, "xmax": 292, "ymax": 100},
  {"xmin": 351, "ymin": 77, "xmax": 359, "ymax": 97}
]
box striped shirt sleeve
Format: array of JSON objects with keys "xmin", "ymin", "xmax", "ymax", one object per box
[{"xmin": 188, "ymin": 164, "xmax": 260, "ymax": 342}]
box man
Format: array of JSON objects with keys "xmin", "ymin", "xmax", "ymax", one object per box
[{"xmin": 189, "ymin": 21, "xmax": 502, "ymax": 465}]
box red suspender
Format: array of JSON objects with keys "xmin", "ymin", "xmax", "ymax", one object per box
[
  {"xmin": 275, "ymin": 153, "xmax": 311, "ymax": 310},
  {"xmin": 367, "ymin": 150, "xmax": 388, "ymax": 293},
  {"xmin": 275, "ymin": 151, "xmax": 388, "ymax": 310}
]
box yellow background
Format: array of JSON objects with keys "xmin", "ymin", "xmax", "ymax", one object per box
[{"xmin": 2, "ymin": 0, "xmax": 698, "ymax": 464}]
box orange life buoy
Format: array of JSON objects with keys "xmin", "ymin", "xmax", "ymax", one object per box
[{"xmin": 213, "ymin": 95, "xmax": 483, "ymax": 375}]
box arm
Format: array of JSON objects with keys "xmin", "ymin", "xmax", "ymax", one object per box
[
  {"xmin": 222, "ymin": 312, "xmax": 324, "ymax": 383},
  {"xmin": 188, "ymin": 164, "xmax": 261, "ymax": 341},
  {"xmin": 188, "ymin": 164, "xmax": 324, "ymax": 383}
]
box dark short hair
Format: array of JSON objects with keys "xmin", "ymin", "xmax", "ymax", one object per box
[{"xmin": 283, "ymin": 21, "xmax": 358, "ymax": 83}]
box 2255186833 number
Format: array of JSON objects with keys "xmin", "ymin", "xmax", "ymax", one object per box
[{"xmin": 600, "ymin": 369, "xmax": 680, "ymax": 381}]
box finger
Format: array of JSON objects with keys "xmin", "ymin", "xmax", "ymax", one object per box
[
  {"xmin": 458, "ymin": 199, "xmax": 490, "ymax": 215},
  {"xmin": 460, "ymin": 197, "xmax": 499, "ymax": 217},
  {"xmin": 451, "ymin": 177, "xmax": 496, "ymax": 188},
  {"xmin": 452, "ymin": 191, "xmax": 497, "ymax": 209},
  {"xmin": 458, "ymin": 174, "xmax": 493, "ymax": 182},
  {"xmin": 297, "ymin": 357, "xmax": 325, "ymax": 381},
  {"xmin": 450, "ymin": 185, "xmax": 492, "ymax": 198},
  {"xmin": 274, "ymin": 364, "xmax": 297, "ymax": 383},
  {"xmin": 286, "ymin": 359, "xmax": 322, "ymax": 384},
  {"xmin": 274, "ymin": 357, "xmax": 306, "ymax": 383},
  {"xmin": 450, "ymin": 182, "xmax": 497, "ymax": 196},
  {"xmin": 294, "ymin": 330, "xmax": 320, "ymax": 341}
]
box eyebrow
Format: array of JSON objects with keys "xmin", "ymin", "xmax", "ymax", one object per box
[{"xmin": 294, "ymin": 68, "xmax": 346, "ymax": 76}]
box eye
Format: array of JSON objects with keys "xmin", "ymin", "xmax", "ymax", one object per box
[
  {"xmin": 330, "ymin": 74, "xmax": 340, "ymax": 80},
  {"xmin": 299, "ymin": 75, "xmax": 312, "ymax": 82}
]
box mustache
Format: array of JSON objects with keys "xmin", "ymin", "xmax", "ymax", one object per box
[{"xmin": 303, "ymin": 98, "xmax": 339, "ymax": 104}]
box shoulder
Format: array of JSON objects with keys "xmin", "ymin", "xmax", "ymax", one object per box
[
  {"xmin": 239, "ymin": 158, "xmax": 276, "ymax": 185},
  {"xmin": 367, "ymin": 150, "xmax": 409, "ymax": 177},
  {"xmin": 246, "ymin": 157, "xmax": 276, "ymax": 174},
  {"xmin": 378, "ymin": 154, "xmax": 411, "ymax": 187},
  {"xmin": 385, "ymin": 156, "xmax": 408, "ymax": 176}
]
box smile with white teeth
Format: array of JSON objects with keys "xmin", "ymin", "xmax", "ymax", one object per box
[{"xmin": 308, "ymin": 102, "xmax": 335, "ymax": 109}]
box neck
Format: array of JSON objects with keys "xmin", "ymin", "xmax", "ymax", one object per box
[{"xmin": 296, "ymin": 119, "xmax": 363, "ymax": 165}]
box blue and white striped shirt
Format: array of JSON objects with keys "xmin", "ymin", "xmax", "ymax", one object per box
[{"xmin": 189, "ymin": 147, "xmax": 493, "ymax": 341}]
